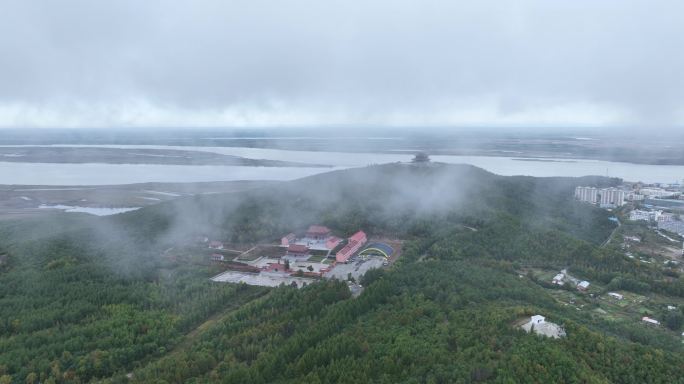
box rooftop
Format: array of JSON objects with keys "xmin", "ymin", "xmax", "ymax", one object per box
[
  {"xmin": 642, "ymin": 316, "xmax": 660, "ymax": 325},
  {"xmin": 287, "ymin": 244, "xmax": 309, "ymax": 253},
  {"xmin": 349, "ymin": 230, "xmax": 366, "ymax": 242},
  {"xmin": 360, "ymin": 242, "xmax": 394, "ymax": 258},
  {"xmin": 307, "ymin": 225, "xmax": 332, "ymax": 234}
]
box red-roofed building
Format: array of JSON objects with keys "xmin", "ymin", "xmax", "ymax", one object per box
[
  {"xmin": 281, "ymin": 233, "xmax": 296, "ymax": 247},
  {"xmin": 262, "ymin": 261, "xmax": 287, "ymax": 273},
  {"xmin": 306, "ymin": 225, "xmax": 332, "ymax": 240},
  {"xmin": 287, "ymin": 244, "xmax": 310, "ymax": 258},
  {"xmin": 325, "ymin": 236, "xmax": 342, "ymax": 250},
  {"xmin": 336, "ymin": 230, "xmax": 368, "ymax": 263},
  {"xmin": 349, "ymin": 230, "xmax": 367, "ymax": 244}
]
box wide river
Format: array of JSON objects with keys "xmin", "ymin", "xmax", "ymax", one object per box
[{"xmin": 0, "ymin": 144, "xmax": 683, "ymax": 185}]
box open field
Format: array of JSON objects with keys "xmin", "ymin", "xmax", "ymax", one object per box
[
  {"xmin": 306, "ymin": 254, "xmax": 330, "ymax": 262},
  {"xmin": 0, "ymin": 146, "xmax": 327, "ymax": 167},
  {"xmin": 234, "ymin": 244, "xmax": 284, "ymax": 261},
  {"xmin": 616, "ymin": 220, "xmax": 684, "ymax": 261},
  {"xmin": 0, "ymin": 180, "xmax": 278, "ymax": 220}
]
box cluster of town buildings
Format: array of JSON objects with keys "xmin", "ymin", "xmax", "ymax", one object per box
[
  {"xmin": 575, "ymin": 184, "xmax": 684, "ymax": 209},
  {"xmin": 628, "ymin": 209, "xmax": 684, "ymax": 236},
  {"xmin": 638, "ymin": 186, "xmax": 683, "ymax": 199},
  {"xmin": 575, "ymin": 183, "xmax": 684, "ymax": 238},
  {"xmin": 629, "ymin": 209, "xmax": 668, "ymax": 222},
  {"xmin": 629, "ymin": 209, "xmax": 683, "ymax": 229},
  {"xmin": 658, "ymin": 221, "xmax": 684, "ymax": 236}
]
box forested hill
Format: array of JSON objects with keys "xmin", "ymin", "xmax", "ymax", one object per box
[
  {"xmin": 3, "ymin": 163, "xmax": 684, "ymax": 383},
  {"xmin": 115, "ymin": 163, "xmax": 619, "ymax": 246}
]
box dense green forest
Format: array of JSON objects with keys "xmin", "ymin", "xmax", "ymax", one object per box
[{"xmin": 1, "ymin": 163, "xmax": 683, "ymax": 383}]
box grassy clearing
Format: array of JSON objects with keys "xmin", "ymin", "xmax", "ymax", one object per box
[
  {"xmin": 236, "ymin": 253, "xmax": 262, "ymax": 262},
  {"xmin": 307, "ymin": 254, "xmax": 328, "ymax": 262}
]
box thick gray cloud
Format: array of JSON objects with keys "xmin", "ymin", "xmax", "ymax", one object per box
[{"xmin": 0, "ymin": 0, "xmax": 682, "ymax": 128}]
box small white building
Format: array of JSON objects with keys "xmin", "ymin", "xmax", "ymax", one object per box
[
  {"xmin": 552, "ymin": 273, "xmax": 565, "ymax": 285},
  {"xmin": 642, "ymin": 316, "xmax": 660, "ymax": 326},
  {"xmin": 667, "ymin": 305, "xmax": 677, "ymax": 311},
  {"xmin": 577, "ymin": 281, "xmax": 590, "ymax": 291},
  {"xmin": 608, "ymin": 292, "xmax": 623, "ymax": 300}
]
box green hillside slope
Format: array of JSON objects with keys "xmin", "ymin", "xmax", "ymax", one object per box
[{"xmin": 1, "ymin": 164, "xmax": 682, "ymax": 383}]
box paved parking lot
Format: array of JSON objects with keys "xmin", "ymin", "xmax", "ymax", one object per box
[
  {"xmin": 324, "ymin": 257, "xmax": 384, "ymax": 281},
  {"xmin": 211, "ymin": 256, "xmax": 385, "ymax": 289},
  {"xmin": 211, "ymin": 270, "xmax": 316, "ymax": 288}
]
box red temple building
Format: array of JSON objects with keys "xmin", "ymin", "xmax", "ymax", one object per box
[
  {"xmin": 306, "ymin": 225, "xmax": 332, "ymax": 240},
  {"xmin": 286, "ymin": 244, "xmax": 310, "ymax": 258},
  {"xmin": 281, "ymin": 233, "xmax": 296, "ymax": 246},
  {"xmin": 325, "ymin": 236, "xmax": 342, "ymax": 249}
]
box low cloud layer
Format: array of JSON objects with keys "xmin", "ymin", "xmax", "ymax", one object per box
[{"xmin": 1, "ymin": 0, "xmax": 682, "ymax": 129}]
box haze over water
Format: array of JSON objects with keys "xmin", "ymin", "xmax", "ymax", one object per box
[{"xmin": 1, "ymin": 144, "xmax": 682, "ymax": 185}]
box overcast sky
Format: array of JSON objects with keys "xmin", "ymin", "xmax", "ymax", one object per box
[{"xmin": 0, "ymin": 0, "xmax": 682, "ymax": 129}]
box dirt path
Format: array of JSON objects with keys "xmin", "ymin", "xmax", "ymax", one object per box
[
  {"xmin": 122, "ymin": 288, "xmax": 271, "ymax": 381},
  {"xmin": 601, "ymin": 218, "xmax": 621, "ymax": 248},
  {"xmin": 172, "ymin": 289, "xmax": 270, "ymax": 353}
]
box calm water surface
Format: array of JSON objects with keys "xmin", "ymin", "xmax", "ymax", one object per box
[{"xmin": 0, "ymin": 145, "xmax": 682, "ymax": 185}]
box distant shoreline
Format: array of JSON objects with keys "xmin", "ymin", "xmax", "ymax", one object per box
[
  {"xmin": 0, "ymin": 146, "xmax": 331, "ymax": 168},
  {"xmin": 511, "ymin": 158, "xmax": 578, "ymax": 163}
]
